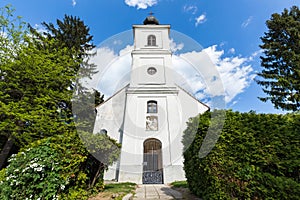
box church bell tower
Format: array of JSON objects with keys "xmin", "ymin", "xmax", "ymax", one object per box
[{"xmin": 130, "ymin": 14, "xmax": 173, "ymax": 87}]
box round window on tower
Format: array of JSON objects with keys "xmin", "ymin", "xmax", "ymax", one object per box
[{"xmin": 147, "ymin": 67, "xmax": 157, "ymax": 75}]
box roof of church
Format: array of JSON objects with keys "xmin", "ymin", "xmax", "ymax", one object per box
[{"xmin": 143, "ymin": 14, "xmax": 159, "ymax": 25}]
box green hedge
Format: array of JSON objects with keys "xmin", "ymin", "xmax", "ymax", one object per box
[{"xmin": 183, "ymin": 110, "xmax": 300, "ymax": 199}]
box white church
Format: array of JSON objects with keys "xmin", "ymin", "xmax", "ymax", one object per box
[{"xmin": 93, "ymin": 15, "xmax": 209, "ymax": 184}]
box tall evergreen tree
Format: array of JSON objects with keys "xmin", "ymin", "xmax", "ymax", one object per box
[
  {"xmin": 256, "ymin": 6, "xmax": 300, "ymax": 111},
  {"xmin": 29, "ymin": 15, "xmax": 103, "ymax": 131},
  {"xmin": 40, "ymin": 15, "xmax": 97, "ymax": 83}
]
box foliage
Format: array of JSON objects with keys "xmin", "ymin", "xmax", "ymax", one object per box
[
  {"xmin": 0, "ymin": 4, "xmax": 26, "ymax": 65},
  {"xmin": 256, "ymin": 6, "xmax": 300, "ymax": 111},
  {"xmin": 0, "ymin": 131, "xmax": 121, "ymax": 200},
  {"xmin": 0, "ymin": 4, "xmax": 115, "ymax": 199},
  {"xmin": 0, "ymin": 142, "xmax": 64, "ymax": 200},
  {"xmin": 0, "ymin": 36, "xmax": 78, "ymax": 147},
  {"xmin": 31, "ymin": 14, "xmax": 98, "ymax": 93},
  {"xmin": 183, "ymin": 110, "xmax": 300, "ymax": 199},
  {"xmin": 170, "ymin": 181, "xmax": 188, "ymax": 188},
  {"xmin": 41, "ymin": 14, "xmax": 95, "ymax": 59}
]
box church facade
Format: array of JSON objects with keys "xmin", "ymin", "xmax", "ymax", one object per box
[{"xmin": 93, "ymin": 15, "xmax": 209, "ymax": 184}]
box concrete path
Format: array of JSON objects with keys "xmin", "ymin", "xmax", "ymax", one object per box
[{"xmin": 128, "ymin": 184, "xmax": 183, "ymax": 200}]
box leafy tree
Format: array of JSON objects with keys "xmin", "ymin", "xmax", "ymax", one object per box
[
  {"xmin": 0, "ymin": 36, "xmax": 78, "ymax": 147},
  {"xmin": 256, "ymin": 6, "xmax": 300, "ymax": 111},
  {"xmin": 0, "ymin": 4, "xmax": 26, "ymax": 65},
  {"xmin": 1, "ymin": 12, "xmax": 102, "ymax": 147},
  {"xmin": 0, "ymin": 7, "xmax": 116, "ymax": 199},
  {"xmin": 0, "ymin": 4, "xmax": 28, "ymax": 168}
]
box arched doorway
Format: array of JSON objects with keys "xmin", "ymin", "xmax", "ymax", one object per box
[{"xmin": 142, "ymin": 138, "xmax": 163, "ymax": 184}]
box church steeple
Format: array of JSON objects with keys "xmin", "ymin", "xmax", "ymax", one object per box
[
  {"xmin": 131, "ymin": 17, "xmax": 172, "ymax": 86},
  {"xmin": 143, "ymin": 12, "xmax": 159, "ymax": 25}
]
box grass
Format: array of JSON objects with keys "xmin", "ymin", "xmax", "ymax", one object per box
[
  {"xmin": 89, "ymin": 182, "xmax": 136, "ymax": 200},
  {"xmin": 104, "ymin": 182, "xmax": 136, "ymax": 194},
  {"xmin": 170, "ymin": 180, "xmax": 188, "ymax": 188}
]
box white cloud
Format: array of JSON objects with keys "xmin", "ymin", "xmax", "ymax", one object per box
[
  {"xmin": 203, "ymin": 45, "xmax": 255, "ymax": 103},
  {"xmin": 173, "ymin": 45, "xmax": 255, "ymax": 105},
  {"xmin": 249, "ymin": 49, "xmax": 263, "ymax": 61},
  {"xmin": 183, "ymin": 5, "xmax": 198, "ymax": 14},
  {"xmin": 124, "ymin": 0, "xmax": 158, "ymax": 9},
  {"xmin": 86, "ymin": 44, "xmax": 255, "ymax": 106},
  {"xmin": 241, "ymin": 16, "xmax": 253, "ymax": 28},
  {"xmin": 84, "ymin": 46, "xmax": 132, "ymax": 98},
  {"xmin": 72, "ymin": 0, "xmax": 77, "ymax": 7},
  {"xmin": 228, "ymin": 48, "xmax": 235, "ymax": 54},
  {"xmin": 195, "ymin": 14, "xmax": 206, "ymax": 27},
  {"xmin": 33, "ymin": 24, "xmax": 47, "ymax": 34},
  {"xmin": 169, "ymin": 38, "xmax": 184, "ymax": 53}
]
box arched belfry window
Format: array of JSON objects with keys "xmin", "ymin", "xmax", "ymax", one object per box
[
  {"xmin": 147, "ymin": 100, "xmax": 157, "ymax": 113},
  {"xmin": 147, "ymin": 35, "xmax": 156, "ymax": 46}
]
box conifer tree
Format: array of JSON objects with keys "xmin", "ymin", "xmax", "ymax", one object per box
[{"xmin": 257, "ymin": 6, "xmax": 300, "ymax": 111}]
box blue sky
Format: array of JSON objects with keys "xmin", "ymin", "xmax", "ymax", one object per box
[{"xmin": 1, "ymin": 0, "xmax": 299, "ymax": 113}]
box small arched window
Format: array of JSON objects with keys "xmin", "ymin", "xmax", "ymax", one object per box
[
  {"xmin": 147, "ymin": 100, "xmax": 157, "ymax": 113},
  {"xmin": 147, "ymin": 35, "xmax": 156, "ymax": 46}
]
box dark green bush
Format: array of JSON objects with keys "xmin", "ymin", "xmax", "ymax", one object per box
[{"xmin": 183, "ymin": 110, "xmax": 300, "ymax": 199}]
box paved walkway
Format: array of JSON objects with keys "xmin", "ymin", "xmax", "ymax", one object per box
[{"xmin": 124, "ymin": 184, "xmax": 183, "ymax": 200}]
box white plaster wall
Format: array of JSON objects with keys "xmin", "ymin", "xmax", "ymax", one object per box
[
  {"xmin": 168, "ymin": 87, "xmax": 209, "ymax": 166},
  {"xmin": 93, "ymin": 87, "xmax": 127, "ymax": 141},
  {"xmin": 133, "ymin": 25, "xmax": 170, "ymax": 50},
  {"xmin": 97, "ymin": 86, "xmax": 208, "ymax": 183},
  {"xmin": 130, "ymin": 54, "xmax": 174, "ymax": 86},
  {"xmin": 117, "ymin": 87, "xmax": 208, "ymax": 183},
  {"xmin": 118, "ymin": 93, "xmax": 172, "ymax": 183}
]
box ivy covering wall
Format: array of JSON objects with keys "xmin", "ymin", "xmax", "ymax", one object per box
[{"xmin": 183, "ymin": 110, "xmax": 300, "ymax": 199}]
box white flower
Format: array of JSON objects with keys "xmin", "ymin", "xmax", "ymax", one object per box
[
  {"xmin": 60, "ymin": 184, "xmax": 65, "ymax": 190},
  {"xmin": 30, "ymin": 163, "xmax": 38, "ymax": 168},
  {"xmin": 35, "ymin": 167, "xmax": 43, "ymax": 172},
  {"xmin": 22, "ymin": 167, "xmax": 29, "ymax": 173},
  {"xmin": 52, "ymin": 195, "xmax": 59, "ymax": 200},
  {"xmin": 10, "ymin": 154, "xmax": 16, "ymax": 158}
]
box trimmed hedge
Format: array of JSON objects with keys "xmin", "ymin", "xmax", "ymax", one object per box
[{"xmin": 183, "ymin": 110, "xmax": 300, "ymax": 199}]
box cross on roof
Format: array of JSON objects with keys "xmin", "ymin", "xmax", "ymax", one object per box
[{"xmin": 149, "ymin": 11, "xmax": 154, "ymax": 16}]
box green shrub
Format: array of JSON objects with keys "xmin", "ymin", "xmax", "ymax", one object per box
[
  {"xmin": 0, "ymin": 141, "xmax": 64, "ymax": 200},
  {"xmin": 183, "ymin": 110, "xmax": 300, "ymax": 199},
  {"xmin": 0, "ymin": 130, "xmax": 120, "ymax": 199},
  {"xmin": 171, "ymin": 180, "xmax": 188, "ymax": 188}
]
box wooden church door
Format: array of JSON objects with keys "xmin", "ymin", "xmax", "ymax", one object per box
[{"xmin": 142, "ymin": 138, "xmax": 163, "ymax": 184}]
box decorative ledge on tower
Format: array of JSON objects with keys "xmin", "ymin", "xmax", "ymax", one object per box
[{"xmin": 143, "ymin": 12, "xmax": 159, "ymax": 25}]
